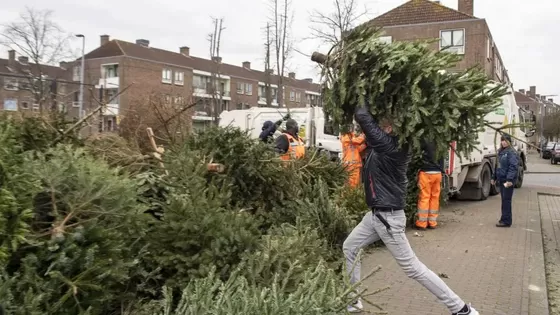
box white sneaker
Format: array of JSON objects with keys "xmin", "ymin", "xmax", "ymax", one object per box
[
  {"xmin": 347, "ymin": 300, "xmax": 363, "ymax": 313},
  {"xmin": 456, "ymin": 303, "xmax": 479, "ymax": 315}
]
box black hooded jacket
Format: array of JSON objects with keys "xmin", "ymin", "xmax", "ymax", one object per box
[
  {"xmin": 420, "ymin": 140, "xmax": 445, "ymax": 173},
  {"xmin": 355, "ymin": 107, "xmax": 410, "ymax": 210},
  {"xmin": 259, "ymin": 121, "xmax": 277, "ymax": 143}
]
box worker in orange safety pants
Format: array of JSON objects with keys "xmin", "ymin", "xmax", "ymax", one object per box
[
  {"xmin": 340, "ymin": 126, "xmax": 367, "ymax": 188},
  {"xmin": 416, "ymin": 140, "xmax": 445, "ymax": 230}
]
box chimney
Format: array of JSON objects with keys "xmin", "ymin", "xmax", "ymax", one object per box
[
  {"xmin": 59, "ymin": 61, "xmax": 68, "ymax": 69},
  {"xmin": 136, "ymin": 39, "xmax": 149, "ymax": 47},
  {"xmin": 518, "ymin": 89, "xmax": 525, "ymax": 94},
  {"xmin": 529, "ymin": 86, "xmax": 536, "ymax": 98},
  {"xmin": 304, "ymin": 78, "xmax": 313, "ymax": 83},
  {"xmin": 541, "ymin": 95, "xmax": 547, "ymax": 101},
  {"xmin": 288, "ymin": 72, "xmax": 295, "ymax": 79},
  {"xmin": 18, "ymin": 56, "xmax": 29, "ymax": 65},
  {"xmin": 180, "ymin": 46, "xmax": 190, "ymax": 56},
  {"xmin": 100, "ymin": 35, "xmax": 110, "ymax": 46},
  {"xmin": 242, "ymin": 61, "xmax": 251, "ymax": 69},
  {"xmin": 458, "ymin": 0, "xmax": 474, "ymax": 16},
  {"xmin": 212, "ymin": 56, "xmax": 222, "ymax": 63},
  {"xmin": 8, "ymin": 50, "xmax": 15, "ymax": 66}
]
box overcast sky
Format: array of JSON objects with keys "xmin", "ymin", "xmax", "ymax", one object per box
[{"xmin": 1, "ymin": 0, "xmax": 559, "ymax": 102}]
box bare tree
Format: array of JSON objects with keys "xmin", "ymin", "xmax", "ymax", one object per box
[
  {"xmin": 269, "ymin": 0, "xmax": 293, "ymax": 108},
  {"xmin": 208, "ymin": 17, "xmax": 225, "ymax": 124},
  {"xmin": 0, "ymin": 7, "xmax": 74, "ymax": 113},
  {"xmin": 309, "ymin": 0, "xmax": 369, "ymax": 47},
  {"xmin": 264, "ymin": 22, "xmax": 273, "ymax": 107}
]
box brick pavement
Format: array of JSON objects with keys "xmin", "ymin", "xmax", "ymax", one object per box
[
  {"xmin": 359, "ymin": 187, "xmax": 549, "ymax": 315},
  {"xmin": 537, "ymin": 192, "xmax": 560, "ymax": 315}
]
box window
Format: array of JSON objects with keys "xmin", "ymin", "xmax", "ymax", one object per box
[
  {"xmin": 245, "ymin": 83, "xmax": 252, "ymax": 95},
  {"xmin": 3, "ymin": 98, "xmax": 17, "ymax": 111},
  {"xmin": 295, "ymin": 92, "xmax": 301, "ymax": 103},
  {"xmin": 237, "ymin": 82, "xmax": 244, "ymax": 94},
  {"xmin": 4, "ymin": 79, "xmax": 18, "ymax": 91},
  {"xmin": 174, "ymin": 71, "xmax": 184, "ymax": 85},
  {"xmin": 98, "ymin": 120, "xmax": 103, "ymax": 133},
  {"xmin": 486, "ymin": 37, "xmax": 492, "ymax": 59},
  {"xmin": 21, "ymin": 101, "xmax": 29, "ymax": 110},
  {"xmin": 73, "ymin": 66, "xmax": 81, "ymax": 81},
  {"xmin": 378, "ymin": 36, "xmax": 392, "ymax": 44},
  {"xmin": 103, "ymin": 64, "xmax": 118, "ymax": 78},
  {"xmin": 290, "ymin": 91, "xmax": 295, "ymax": 101},
  {"xmin": 175, "ymin": 96, "xmax": 184, "ymax": 104},
  {"xmin": 73, "ymin": 92, "xmax": 80, "ymax": 107},
  {"xmin": 440, "ymin": 29, "xmax": 465, "ymax": 54},
  {"xmin": 107, "ymin": 118, "xmax": 113, "ymax": 132},
  {"xmin": 323, "ymin": 118, "xmax": 339, "ymax": 136},
  {"xmin": 162, "ymin": 69, "xmax": 172, "ymax": 83},
  {"xmin": 32, "ymin": 103, "xmax": 39, "ymax": 111},
  {"xmin": 193, "ymin": 75, "xmax": 209, "ymax": 89},
  {"xmin": 19, "ymin": 80, "xmax": 31, "ymax": 90},
  {"xmin": 164, "ymin": 94, "xmax": 171, "ymax": 104}
]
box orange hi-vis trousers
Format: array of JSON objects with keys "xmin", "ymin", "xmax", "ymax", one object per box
[{"xmin": 416, "ymin": 171, "xmax": 443, "ymax": 228}]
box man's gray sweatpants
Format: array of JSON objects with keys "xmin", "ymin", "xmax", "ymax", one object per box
[{"xmin": 343, "ymin": 210, "xmax": 465, "ymax": 313}]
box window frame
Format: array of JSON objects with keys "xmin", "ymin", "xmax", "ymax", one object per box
[
  {"xmin": 174, "ymin": 71, "xmax": 184, "ymax": 86},
  {"xmin": 162, "ymin": 68, "xmax": 172, "ymax": 84},
  {"xmin": 244, "ymin": 83, "xmax": 252, "ymax": 95},
  {"xmin": 237, "ymin": 82, "xmax": 244, "ymax": 94},
  {"xmin": 439, "ymin": 29, "xmax": 465, "ymax": 55}
]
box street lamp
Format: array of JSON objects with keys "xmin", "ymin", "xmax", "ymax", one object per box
[{"xmin": 75, "ymin": 34, "xmax": 85, "ymax": 119}]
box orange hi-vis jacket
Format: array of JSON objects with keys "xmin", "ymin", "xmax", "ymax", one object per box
[
  {"xmin": 280, "ymin": 133, "xmax": 305, "ymax": 161},
  {"xmin": 341, "ymin": 132, "xmax": 366, "ymax": 187}
]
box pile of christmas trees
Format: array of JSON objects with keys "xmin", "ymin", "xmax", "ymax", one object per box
[{"xmin": 0, "ymin": 115, "xmax": 376, "ymax": 315}]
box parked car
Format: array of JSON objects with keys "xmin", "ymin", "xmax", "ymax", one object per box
[
  {"xmin": 542, "ymin": 142, "xmax": 557, "ymax": 159},
  {"xmin": 551, "ymin": 144, "xmax": 560, "ymax": 164}
]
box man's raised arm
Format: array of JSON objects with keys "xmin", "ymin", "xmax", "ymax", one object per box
[{"xmin": 354, "ymin": 107, "xmax": 396, "ymax": 153}]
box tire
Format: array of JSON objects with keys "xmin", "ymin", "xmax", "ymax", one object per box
[
  {"xmin": 480, "ymin": 163, "xmax": 492, "ymax": 200},
  {"xmin": 515, "ymin": 163, "xmax": 524, "ymax": 189}
]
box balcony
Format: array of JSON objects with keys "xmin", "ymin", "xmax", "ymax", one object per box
[
  {"xmin": 102, "ymin": 103, "xmax": 119, "ymax": 116},
  {"xmin": 193, "ymin": 87, "xmax": 231, "ymax": 100},
  {"xmin": 257, "ymin": 96, "xmax": 278, "ymax": 106},
  {"xmin": 96, "ymin": 76, "xmax": 119, "ymax": 89}
]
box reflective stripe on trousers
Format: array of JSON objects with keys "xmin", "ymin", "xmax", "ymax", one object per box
[{"xmin": 416, "ymin": 171, "xmax": 442, "ymax": 228}]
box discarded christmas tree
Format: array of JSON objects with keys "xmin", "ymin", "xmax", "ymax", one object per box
[{"xmin": 313, "ymin": 25, "xmax": 508, "ymax": 159}]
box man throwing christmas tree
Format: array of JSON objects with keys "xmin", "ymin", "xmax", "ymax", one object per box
[{"xmin": 342, "ymin": 107, "xmax": 478, "ymax": 315}]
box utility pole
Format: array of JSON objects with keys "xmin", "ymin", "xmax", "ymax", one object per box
[{"xmin": 76, "ymin": 34, "xmax": 86, "ymax": 118}]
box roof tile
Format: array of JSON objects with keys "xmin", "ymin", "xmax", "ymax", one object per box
[
  {"xmin": 369, "ymin": 0, "xmax": 476, "ymax": 27},
  {"xmin": 85, "ymin": 39, "xmax": 320, "ymax": 91}
]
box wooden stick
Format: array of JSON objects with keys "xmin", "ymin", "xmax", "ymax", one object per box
[{"xmin": 146, "ymin": 127, "xmax": 168, "ymax": 174}]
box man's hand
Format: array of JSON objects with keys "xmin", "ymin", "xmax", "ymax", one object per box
[
  {"xmin": 504, "ymin": 181, "xmax": 513, "ymax": 188},
  {"xmin": 491, "ymin": 179, "xmax": 495, "ymax": 186}
]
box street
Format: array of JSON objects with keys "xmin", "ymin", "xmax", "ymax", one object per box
[
  {"xmin": 525, "ymin": 152, "xmax": 560, "ymax": 189},
  {"xmin": 359, "ymin": 154, "xmax": 558, "ymax": 314}
]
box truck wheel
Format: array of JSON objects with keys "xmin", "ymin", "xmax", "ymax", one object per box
[
  {"xmin": 515, "ymin": 164, "xmax": 524, "ymax": 188},
  {"xmin": 480, "ymin": 163, "xmax": 491, "ymax": 200}
]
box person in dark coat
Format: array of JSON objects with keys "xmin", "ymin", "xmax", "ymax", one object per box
[
  {"xmin": 492, "ymin": 133, "xmax": 519, "ymax": 228},
  {"xmin": 259, "ymin": 119, "xmax": 282, "ymax": 143},
  {"xmin": 342, "ymin": 107, "xmax": 478, "ymax": 315},
  {"xmin": 274, "ymin": 119, "xmax": 299, "ymax": 154}
]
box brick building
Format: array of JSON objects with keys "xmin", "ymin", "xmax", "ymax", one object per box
[
  {"xmin": 368, "ymin": 0, "xmax": 511, "ymax": 85},
  {"xmin": 75, "ymin": 35, "xmax": 322, "ymax": 131},
  {"xmin": 515, "ymin": 86, "xmax": 560, "ymax": 143},
  {"xmin": 0, "ymin": 50, "xmax": 76, "ymax": 115}
]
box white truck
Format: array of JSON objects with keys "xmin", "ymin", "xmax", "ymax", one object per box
[
  {"xmin": 218, "ymin": 106, "xmax": 343, "ymax": 160},
  {"xmin": 219, "ymin": 85, "xmax": 534, "ymax": 201},
  {"xmin": 446, "ymin": 85, "xmax": 535, "ymax": 200}
]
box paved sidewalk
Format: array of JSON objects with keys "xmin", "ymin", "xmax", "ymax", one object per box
[{"xmin": 360, "ymin": 187, "xmax": 549, "ymax": 314}]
